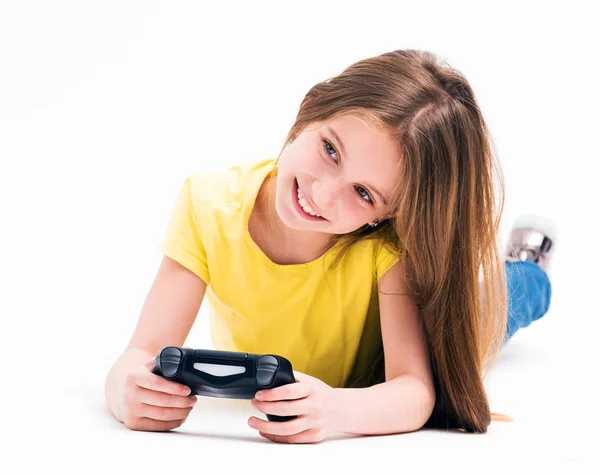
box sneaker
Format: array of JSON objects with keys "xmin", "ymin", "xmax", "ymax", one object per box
[{"xmin": 504, "ymin": 214, "xmax": 558, "ymax": 275}]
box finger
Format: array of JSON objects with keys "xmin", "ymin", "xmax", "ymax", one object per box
[
  {"xmin": 137, "ymin": 387, "xmax": 197, "ymax": 408},
  {"xmin": 132, "ymin": 370, "xmax": 192, "ymax": 396},
  {"xmin": 139, "ymin": 403, "xmax": 194, "ymax": 422},
  {"xmin": 256, "ymin": 382, "xmax": 309, "ymax": 402},
  {"xmin": 292, "ymin": 370, "xmax": 306, "ymax": 381},
  {"xmin": 248, "ymin": 415, "xmax": 311, "ymax": 436},
  {"xmin": 260, "ymin": 428, "xmax": 322, "ymax": 444},
  {"xmin": 130, "ymin": 417, "xmax": 188, "ymax": 432},
  {"xmin": 251, "ymin": 398, "xmax": 307, "ymax": 417}
]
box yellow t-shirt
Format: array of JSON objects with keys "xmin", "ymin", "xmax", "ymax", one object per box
[{"xmin": 159, "ymin": 158, "xmax": 401, "ymax": 388}]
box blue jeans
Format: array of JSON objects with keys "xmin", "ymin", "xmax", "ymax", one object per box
[{"xmin": 504, "ymin": 260, "xmax": 552, "ymax": 342}]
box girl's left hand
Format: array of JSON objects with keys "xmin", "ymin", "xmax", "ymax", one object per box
[{"xmin": 248, "ymin": 370, "xmax": 340, "ymax": 444}]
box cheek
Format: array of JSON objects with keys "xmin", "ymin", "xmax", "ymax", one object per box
[
  {"xmin": 289, "ymin": 134, "xmax": 315, "ymax": 157},
  {"xmin": 283, "ymin": 141, "xmax": 321, "ymax": 170},
  {"xmin": 295, "ymin": 153, "xmax": 326, "ymax": 176},
  {"xmin": 296, "ymin": 136, "xmax": 325, "ymax": 165},
  {"xmin": 342, "ymin": 204, "xmax": 368, "ymax": 223}
]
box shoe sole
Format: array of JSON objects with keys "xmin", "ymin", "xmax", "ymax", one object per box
[{"xmin": 511, "ymin": 214, "xmax": 559, "ymax": 245}]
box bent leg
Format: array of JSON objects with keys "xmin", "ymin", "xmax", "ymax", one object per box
[{"xmin": 504, "ymin": 260, "xmax": 552, "ymax": 342}]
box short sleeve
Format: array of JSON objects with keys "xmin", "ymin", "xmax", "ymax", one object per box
[
  {"xmin": 374, "ymin": 241, "xmax": 401, "ymax": 282},
  {"xmin": 158, "ymin": 177, "xmax": 210, "ymax": 285}
]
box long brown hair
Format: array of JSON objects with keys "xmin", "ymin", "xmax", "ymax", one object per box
[{"xmin": 268, "ymin": 49, "xmax": 509, "ymax": 433}]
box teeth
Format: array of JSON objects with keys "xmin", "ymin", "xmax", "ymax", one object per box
[{"xmin": 297, "ymin": 185, "xmax": 321, "ymax": 217}]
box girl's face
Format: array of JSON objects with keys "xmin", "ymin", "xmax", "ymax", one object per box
[{"xmin": 275, "ymin": 114, "xmax": 401, "ymax": 235}]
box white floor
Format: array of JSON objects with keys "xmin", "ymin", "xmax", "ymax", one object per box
[
  {"xmin": 1, "ymin": 2, "xmax": 598, "ymax": 474},
  {"xmin": 2, "ymin": 269, "xmax": 599, "ymax": 474}
]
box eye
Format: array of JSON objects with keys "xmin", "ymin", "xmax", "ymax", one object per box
[
  {"xmin": 321, "ymin": 138, "xmax": 375, "ymax": 206},
  {"xmin": 322, "ymin": 139, "xmax": 338, "ymax": 162},
  {"xmin": 355, "ymin": 186, "xmax": 374, "ymax": 205}
]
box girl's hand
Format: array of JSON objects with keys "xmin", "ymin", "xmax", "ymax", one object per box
[
  {"xmin": 248, "ymin": 370, "xmax": 341, "ymax": 444},
  {"xmin": 117, "ymin": 358, "xmax": 198, "ymax": 432}
]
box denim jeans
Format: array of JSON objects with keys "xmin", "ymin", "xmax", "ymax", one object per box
[{"xmin": 504, "ymin": 260, "xmax": 552, "ymax": 342}]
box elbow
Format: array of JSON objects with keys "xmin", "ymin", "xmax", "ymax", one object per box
[
  {"xmin": 419, "ymin": 391, "xmax": 436, "ymax": 431},
  {"xmin": 387, "ymin": 373, "xmax": 436, "ymax": 432},
  {"xmin": 410, "ymin": 378, "xmax": 436, "ymax": 432}
]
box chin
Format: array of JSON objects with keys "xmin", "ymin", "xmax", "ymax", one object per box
[{"xmin": 273, "ymin": 198, "xmax": 300, "ymax": 230}]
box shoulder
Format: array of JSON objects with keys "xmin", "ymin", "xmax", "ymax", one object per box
[
  {"xmin": 186, "ymin": 158, "xmax": 276, "ymax": 209},
  {"xmin": 378, "ymin": 257, "xmax": 409, "ymax": 294},
  {"xmin": 373, "ymin": 239, "xmax": 402, "ymax": 283}
]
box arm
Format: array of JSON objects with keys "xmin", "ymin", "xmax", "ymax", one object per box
[
  {"xmin": 249, "ymin": 259, "xmax": 436, "ymax": 442},
  {"xmin": 334, "ymin": 259, "xmax": 435, "ymax": 435},
  {"xmin": 333, "ymin": 374, "xmax": 434, "ymax": 435},
  {"xmin": 104, "ymin": 255, "xmax": 207, "ymax": 421}
]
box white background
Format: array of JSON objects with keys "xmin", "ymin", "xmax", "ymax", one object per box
[{"xmin": 1, "ymin": 0, "xmax": 598, "ymax": 473}]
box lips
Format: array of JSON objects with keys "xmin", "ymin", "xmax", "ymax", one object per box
[{"xmin": 293, "ymin": 178, "xmax": 326, "ymax": 221}]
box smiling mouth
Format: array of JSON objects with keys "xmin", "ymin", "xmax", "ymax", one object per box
[{"xmin": 293, "ymin": 178, "xmax": 327, "ymax": 221}]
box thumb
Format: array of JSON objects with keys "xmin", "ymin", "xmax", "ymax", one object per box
[{"xmin": 292, "ymin": 370, "xmax": 307, "ymax": 382}]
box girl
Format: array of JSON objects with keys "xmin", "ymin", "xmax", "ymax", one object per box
[{"xmin": 104, "ymin": 49, "xmax": 556, "ymax": 443}]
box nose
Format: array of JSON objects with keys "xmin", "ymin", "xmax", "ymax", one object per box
[{"xmin": 312, "ymin": 177, "xmax": 340, "ymax": 208}]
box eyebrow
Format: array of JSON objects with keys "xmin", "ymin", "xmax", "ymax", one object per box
[{"xmin": 327, "ymin": 126, "xmax": 390, "ymax": 207}]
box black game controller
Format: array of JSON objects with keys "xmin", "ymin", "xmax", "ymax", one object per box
[{"xmin": 152, "ymin": 346, "xmax": 297, "ymax": 422}]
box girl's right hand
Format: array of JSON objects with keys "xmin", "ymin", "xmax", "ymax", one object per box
[{"xmin": 118, "ymin": 358, "xmax": 197, "ymax": 431}]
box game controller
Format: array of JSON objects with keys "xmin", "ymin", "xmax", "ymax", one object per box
[{"xmin": 152, "ymin": 346, "xmax": 297, "ymax": 422}]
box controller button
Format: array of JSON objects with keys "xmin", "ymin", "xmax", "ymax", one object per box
[
  {"xmin": 160, "ymin": 347, "xmax": 182, "ymax": 378},
  {"xmin": 256, "ymin": 355, "xmax": 279, "ymax": 386}
]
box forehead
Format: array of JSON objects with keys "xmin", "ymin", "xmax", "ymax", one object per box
[{"xmin": 319, "ymin": 114, "xmax": 401, "ymax": 203}]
